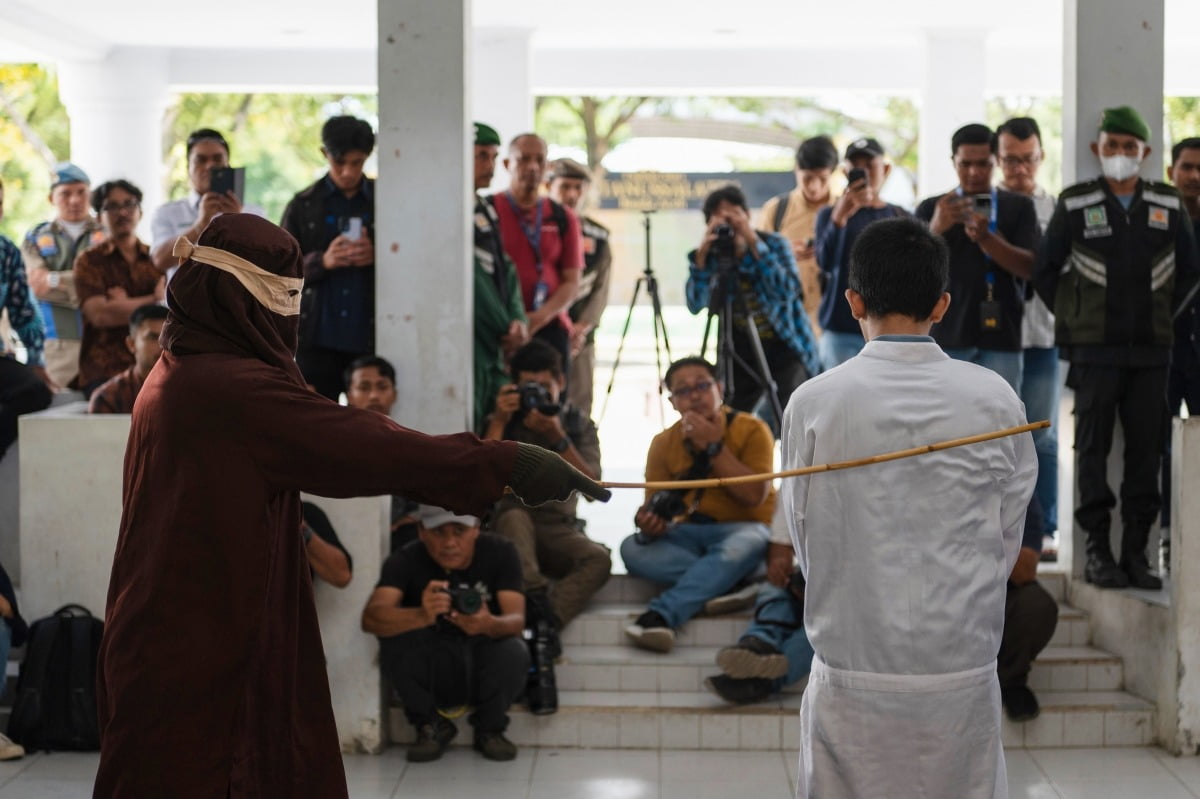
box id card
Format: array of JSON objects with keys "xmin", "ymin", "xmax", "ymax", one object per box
[
  {"xmin": 532, "ymin": 279, "xmax": 549, "ymax": 309},
  {"xmin": 980, "ymin": 300, "xmax": 1002, "ymax": 331}
]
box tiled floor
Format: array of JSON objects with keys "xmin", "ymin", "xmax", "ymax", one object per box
[{"xmin": 3, "ymin": 745, "xmax": 1200, "ymax": 798}]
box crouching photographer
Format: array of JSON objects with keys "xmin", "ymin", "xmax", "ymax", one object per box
[
  {"xmin": 361, "ymin": 505, "xmax": 528, "ymax": 763},
  {"xmin": 620, "ymin": 356, "xmax": 772, "ymax": 654},
  {"xmin": 483, "ymin": 339, "xmax": 611, "ymax": 715}
]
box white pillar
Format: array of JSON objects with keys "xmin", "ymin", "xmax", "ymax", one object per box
[
  {"xmin": 473, "ymin": 27, "xmax": 533, "ymax": 189},
  {"xmin": 57, "ymin": 48, "xmax": 170, "ymax": 235},
  {"xmin": 1170, "ymin": 418, "xmax": 1200, "ymax": 754},
  {"xmin": 1063, "ymin": 0, "xmax": 1165, "ymax": 186},
  {"xmin": 377, "ymin": 2, "xmax": 472, "ymax": 435},
  {"xmin": 918, "ymin": 30, "xmax": 988, "ymax": 198}
]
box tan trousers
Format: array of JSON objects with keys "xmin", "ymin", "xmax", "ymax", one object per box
[
  {"xmin": 567, "ymin": 340, "xmax": 597, "ymax": 419},
  {"xmin": 43, "ymin": 339, "xmax": 80, "ymax": 389}
]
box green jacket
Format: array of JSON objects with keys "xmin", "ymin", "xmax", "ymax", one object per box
[{"xmin": 474, "ymin": 198, "xmax": 526, "ymax": 432}]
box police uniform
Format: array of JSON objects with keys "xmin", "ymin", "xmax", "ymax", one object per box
[
  {"xmin": 567, "ymin": 215, "xmax": 611, "ymax": 416},
  {"xmin": 1035, "ymin": 174, "xmax": 1200, "ymax": 586},
  {"xmin": 21, "ymin": 218, "xmax": 106, "ymax": 388}
]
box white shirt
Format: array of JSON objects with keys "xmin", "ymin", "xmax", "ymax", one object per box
[{"xmin": 150, "ymin": 192, "xmax": 267, "ymax": 281}]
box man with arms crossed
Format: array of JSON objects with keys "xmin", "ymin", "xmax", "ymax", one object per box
[{"xmin": 782, "ymin": 217, "xmax": 1036, "ymax": 798}]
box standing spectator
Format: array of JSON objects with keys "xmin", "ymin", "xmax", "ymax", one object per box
[
  {"xmin": 546, "ymin": 158, "xmax": 612, "ymax": 417},
  {"xmin": 759, "ymin": 135, "xmax": 839, "ymax": 334},
  {"xmin": 916, "ymin": 123, "xmax": 1040, "ymax": 392},
  {"xmin": 87, "ymin": 303, "xmax": 168, "ymax": 414},
  {"xmin": 22, "ymin": 162, "xmax": 105, "ymax": 389},
  {"xmin": 491, "ymin": 133, "xmax": 582, "ymax": 372},
  {"xmin": 996, "ymin": 117, "xmax": 1061, "ymax": 554},
  {"xmin": 281, "ymin": 116, "xmax": 377, "ymax": 400},
  {"xmin": 150, "ymin": 129, "xmax": 265, "ymax": 279},
  {"xmin": 813, "ymin": 138, "xmax": 907, "ymax": 369},
  {"xmin": 1035, "ymin": 106, "xmax": 1200, "ymax": 589},
  {"xmin": 472, "ymin": 122, "xmax": 528, "ymax": 431},
  {"xmin": 74, "ymin": 180, "xmax": 164, "ymax": 397},
  {"xmin": 0, "ymin": 178, "xmax": 53, "ymax": 457},
  {"xmin": 686, "ymin": 185, "xmax": 819, "ymax": 429}
]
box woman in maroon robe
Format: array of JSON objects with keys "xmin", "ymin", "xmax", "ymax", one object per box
[{"xmin": 93, "ymin": 214, "xmax": 603, "ymax": 798}]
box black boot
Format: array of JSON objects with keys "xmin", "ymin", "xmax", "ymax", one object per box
[
  {"xmin": 1120, "ymin": 525, "xmax": 1163, "ymax": 590},
  {"xmin": 1084, "ymin": 530, "xmax": 1129, "ymax": 589}
]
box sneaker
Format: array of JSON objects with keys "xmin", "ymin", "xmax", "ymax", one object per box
[
  {"xmin": 625, "ymin": 610, "xmax": 675, "ymax": 653},
  {"xmin": 0, "ymin": 733, "xmax": 23, "ymax": 761},
  {"xmin": 702, "ymin": 582, "xmax": 760, "ymax": 616},
  {"xmin": 474, "ymin": 729, "xmax": 518, "ymax": 761},
  {"xmin": 1001, "ymin": 684, "xmax": 1040, "ymax": 722},
  {"xmin": 407, "ymin": 718, "xmax": 457, "ymax": 763},
  {"xmin": 705, "ymin": 674, "xmax": 772, "ymax": 705},
  {"xmin": 716, "ymin": 636, "xmax": 789, "ymax": 680}
]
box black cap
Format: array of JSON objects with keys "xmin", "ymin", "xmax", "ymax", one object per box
[{"xmin": 845, "ymin": 137, "xmax": 885, "ymax": 160}]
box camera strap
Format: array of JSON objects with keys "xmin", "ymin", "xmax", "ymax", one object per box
[
  {"xmin": 955, "ymin": 186, "xmax": 999, "ymax": 274},
  {"xmin": 679, "ymin": 409, "xmax": 739, "ymax": 513}
]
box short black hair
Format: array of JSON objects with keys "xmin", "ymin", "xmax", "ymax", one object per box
[
  {"xmin": 343, "ymin": 355, "xmax": 396, "ymax": 391},
  {"xmin": 1172, "ymin": 137, "xmax": 1200, "ymax": 165},
  {"xmin": 663, "ymin": 356, "xmax": 718, "ymax": 389},
  {"xmin": 321, "ymin": 116, "xmax": 375, "ymax": 159},
  {"xmin": 91, "ymin": 179, "xmax": 143, "ymax": 214},
  {"xmin": 951, "ymin": 123, "xmax": 996, "ymax": 155},
  {"xmin": 510, "ymin": 339, "xmax": 563, "ymax": 379},
  {"xmin": 128, "ymin": 303, "xmax": 168, "ymax": 335},
  {"xmin": 186, "ymin": 128, "xmax": 229, "ymax": 158},
  {"xmin": 796, "ymin": 135, "xmax": 838, "ymax": 171},
  {"xmin": 995, "ymin": 117, "xmax": 1042, "ymax": 145},
  {"xmin": 702, "ymin": 184, "xmax": 748, "ymax": 222},
  {"xmin": 849, "ymin": 217, "xmax": 949, "ymax": 321}
]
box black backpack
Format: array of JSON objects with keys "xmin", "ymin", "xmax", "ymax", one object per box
[{"xmin": 7, "ymin": 604, "xmax": 103, "ymax": 751}]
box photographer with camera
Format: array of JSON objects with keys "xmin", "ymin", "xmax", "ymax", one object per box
[
  {"xmin": 483, "ymin": 340, "xmax": 611, "ymax": 713},
  {"xmin": 620, "ymin": 356, "xmax": 773, "ymax": 654},
  {"xmin": 686, "ymin": 185, "xmax": 819, "ymax": 430},
  {"xmin": 361, "ymin": 504, "xmax": 528, "ymax": 763}
]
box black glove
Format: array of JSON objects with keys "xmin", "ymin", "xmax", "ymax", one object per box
[{"xmin": 508, "ymin": 442, "xmax": 612, "ymax": 506}]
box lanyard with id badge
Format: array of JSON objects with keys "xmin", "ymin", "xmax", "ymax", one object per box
[
  {"xmin": 505, "ymin": 192, "xmax": 550, "ymax": 309},
  {"xmin": 958, "ymin": 186, "xmax": 1002, "ymax": 332}
]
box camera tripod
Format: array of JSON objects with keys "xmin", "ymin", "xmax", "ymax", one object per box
[
  {"xmin": 699, "ymin": 248, "xmax": 784, "ymax": 433},
  {"xmin": 600, "ymin": 210, "xmax": 672, "ymax": 423}
]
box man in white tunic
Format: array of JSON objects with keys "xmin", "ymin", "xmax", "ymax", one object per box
[{"xmin": 782, "ymin": 217, "xmax": 1037, "ymax": 799}]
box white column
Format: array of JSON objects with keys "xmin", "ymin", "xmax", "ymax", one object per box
[
  {"xmin": 473, "ymin": 27, "xmax": 533, "ymax": 186},
  {"xmin": 377, "ymin": 2, "xmax": 472, "ymax": 435},
  {"xmin": 918, "ymin": 30, "xmax": 988, "ymax": 198},
  {"xmin": 57, "ymin": 48, "xmax": 170, "ymax": 234},
  {"xmin": 1170, "ymin": 418, "xmax": 1200, "ymax": 754}
]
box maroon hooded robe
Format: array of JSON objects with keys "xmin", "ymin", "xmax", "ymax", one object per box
[{"xmin": 94, "ymin": 215, "xmax": 516, "ymax": 798}]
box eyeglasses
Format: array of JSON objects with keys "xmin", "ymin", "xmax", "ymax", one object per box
[
  {"xmin": 101, "ymin": 200, "xmax": 140, "ymax": 214},
  {"xmin": 999, "ymin": 154, "xmax": 1043, "ymax": 168},
  {"xmin": 670, "ymin": 380, "xmax": 714, "ymax": 400}
]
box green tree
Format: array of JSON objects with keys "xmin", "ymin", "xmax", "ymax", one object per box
[{"xmin": 0, "ymin": 64, "xmax": 70, "ymax": 240}]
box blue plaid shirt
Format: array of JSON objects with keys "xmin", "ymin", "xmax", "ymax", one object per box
[
  {"xmin": 686, "ymin": 230, "xmax": 819, "ymax": 376},
  {"xmin": 0, "ymin": 236, "xmax": 45, "ymax": 367}
]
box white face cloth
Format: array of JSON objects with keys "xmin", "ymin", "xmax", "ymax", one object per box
[
  {"xmin": 1100, "ymin": 153, "xmax": 1144, "ymax": 182},
  {"xmin": 172, "ymin": 237, "xmax": 303, "ymax": 316}
]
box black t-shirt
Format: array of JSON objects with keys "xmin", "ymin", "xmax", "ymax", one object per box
[
  {"xmin": 915, "ymin": 188, "xmax": 1040, "ymax": 351},
  {"xmin": 301, "ymin": 501, "xmax": 353, "ymax": 578},
  {"xmin": 377, "ymin": 534, "xmax": 522, "ymax": 632}
]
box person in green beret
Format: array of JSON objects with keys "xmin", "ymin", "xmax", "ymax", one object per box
[{"xmin": 1035, "ymin": 105, "xmax": 1200, "ymax": 590}]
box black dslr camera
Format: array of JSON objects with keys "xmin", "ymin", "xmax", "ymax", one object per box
[
  {"xmin": 440, "ymin": 584, "xmax": 483, "ymax": 615},
  {"xmin": 711, "ymin": 223, "xmax": 737, "ymax": 260},
  {"xmin": 646, "ymin": 489, "xmax": 687, "ymax": 522},
  {"xmin": 518, "ymin": 381, "xmax": 562, "ymax": 417}
]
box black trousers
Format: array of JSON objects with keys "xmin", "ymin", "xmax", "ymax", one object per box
[
  {"xmin": 727, "ymin": 333, "xmax": 808, "ymax": 435},
  {"xmin": 380, "ymin": 628, "xmax": 528, "ymax": 733},
  {"xmin": 0, "ymin": 356, "xmax": 52, "ymax": 457},
  {"xmin": 296, "ymin": 346, "xmax": 368, "ymax": 401},
  {"xmin": 998, "ymin": 580, "xmax": 1059, "ymax": 689},
  {"xmin": 1069, "ymin": 363, "xmax": 1168, "ymax": 537}
]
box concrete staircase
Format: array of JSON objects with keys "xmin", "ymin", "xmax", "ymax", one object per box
[{"xmin": 388, "ymin": 570, "xmax": 1155, "ymax": 750}]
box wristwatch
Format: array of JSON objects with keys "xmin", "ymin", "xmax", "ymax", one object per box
[
  {"xmin": 704, "ymin": 440, "xmax": 724, "ymax": 458},
  {"xmin": 549, "ymin": 437, "xmax": 570, "ymax": 453}
]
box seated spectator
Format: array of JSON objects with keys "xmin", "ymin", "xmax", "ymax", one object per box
[
  {"xmin": 483, "ymin": 340, "xmax": 611, "ymax": 669},
  {"xmin": 706, "ymin": 513, "xmax": 813, "ymax": 705},
  {"xmin": 300, "ymin": 501, "xmax": 352, "ymax": 588},
  {"xmin": 88, "ymin": 304, "xmax": 168, "ymax": 414},
  {"xmin": 1, "ymin": 178, "xmax": 54, "ymax": 457},
  {"xmin": 342, "ymin": 355, "xmax": 419, "ymax": 551},
  {"xmin": 149, "ymin": 128, "xmax": 265, "ymax": 278},
  {"xmin": 620, "ymin": 356, "xmax": 773, "ymax": 654},
  {"xmin": 75, "ymin": 180, "xmax": 164, "ymax": 397},
  {"xmin": 22, "ymin": 162, "xmax": 105, "ymax": 389},
  {"xmin": 361, "ymin": 504, "xmax": 527, "ymax": 763},
  {"xmin": 0, "ymin": 560, "xmax": 27, "ymax": 760}
]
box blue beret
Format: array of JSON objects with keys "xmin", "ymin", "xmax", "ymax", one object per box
[{"xmin": 51, "ymin": 162, "xmax": 90, "ymax": 188}]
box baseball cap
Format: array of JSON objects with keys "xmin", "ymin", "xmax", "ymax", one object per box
[
  {"xmin": 844, "ymin": 138, "xmax": 885, "ymax": 161},
  {"xmin": 51, "ymin": 162, "xmax": 90, "ymax": 188},
  {"xmin": 417, "ymin": 504, "xmax": 480, "ymax": 530}
]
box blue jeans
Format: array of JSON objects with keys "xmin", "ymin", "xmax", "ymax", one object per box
[
  {"xmin": 620, "ymin": 521, "xmax": 769, "ymax": 628},
  {"xmin": 1020, "ymin": 347, "xmax": 1061, "ymax": 534},
  {"xmin": 818, "ymin": 330, "xmax": 865, "ymax": 371},
  {"xmin": 942, "ymin": 347, "xmax": 1023, "ymax": 394},
  {"xmin": 0, "ymin": 623, "xmax": 9, "ymax": 702},
  {"xmin": 742, "ymin": 582, "xmax": 814, "ymax": 691}
]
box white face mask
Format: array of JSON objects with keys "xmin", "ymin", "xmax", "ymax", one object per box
[{"xmin": 1100, "ymin": 153, "xmax": 1143, "ymax": 182}]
